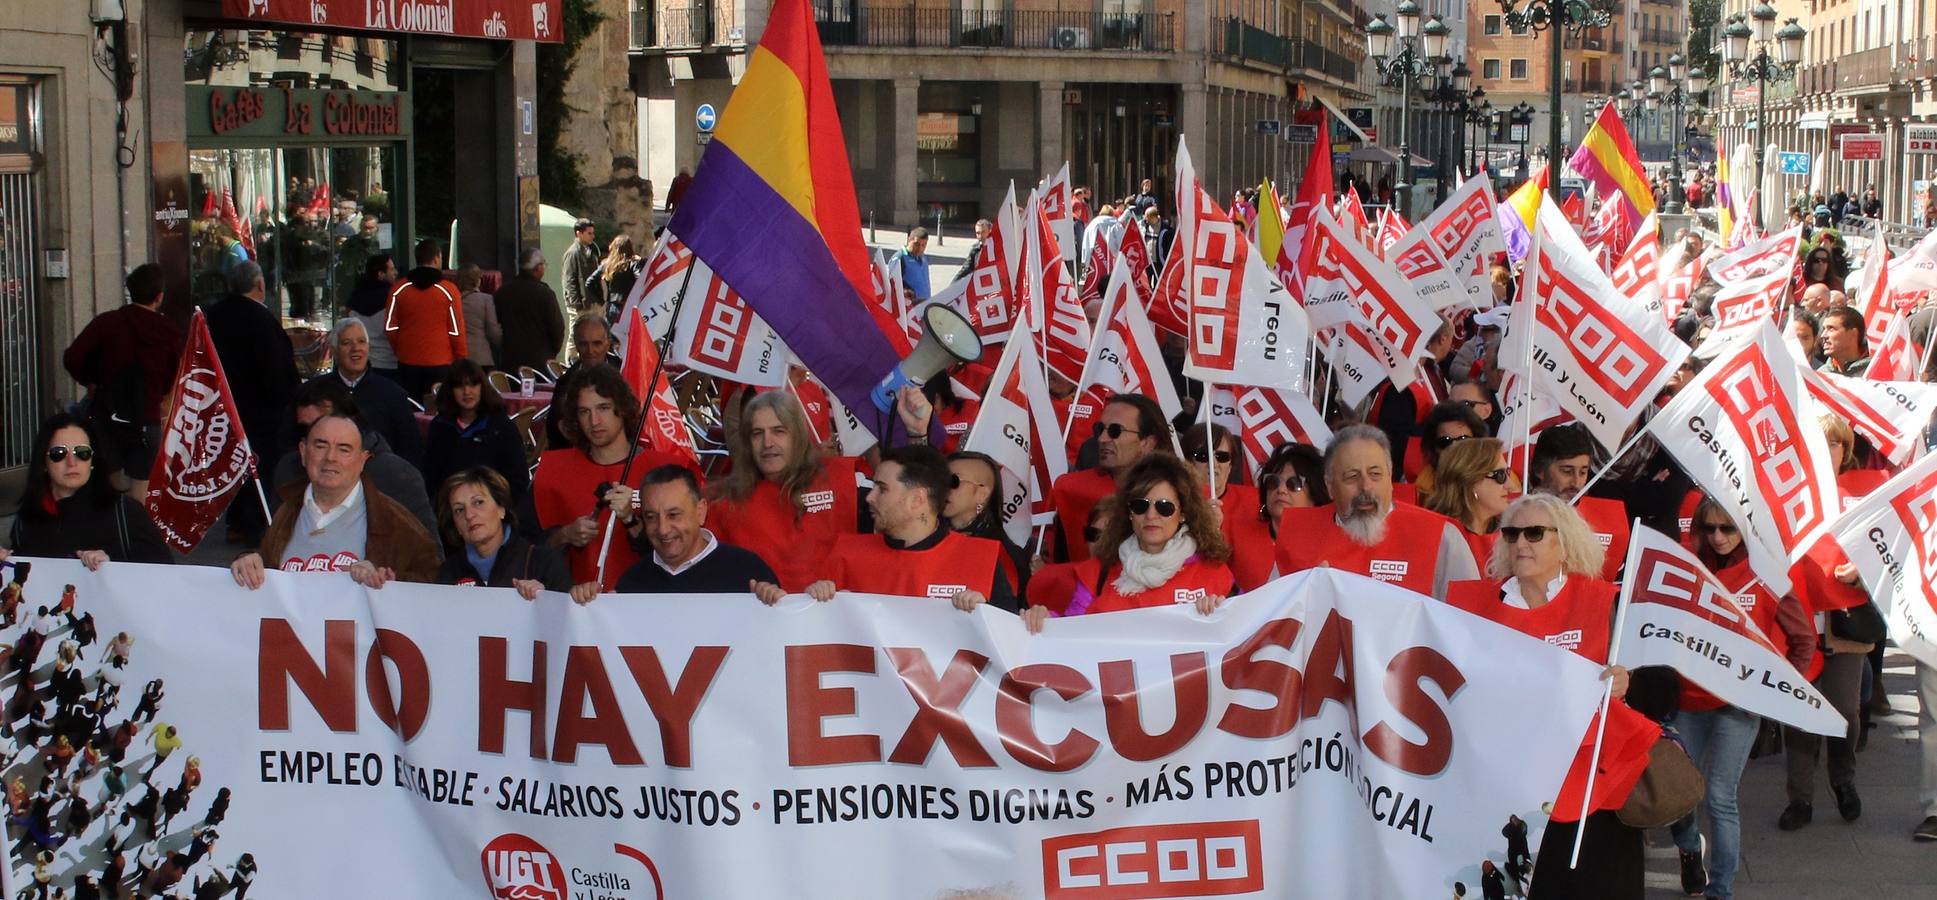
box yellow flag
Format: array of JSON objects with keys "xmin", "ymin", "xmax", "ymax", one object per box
[{"xmin": 1257, "ymin": 179, "xmax": 1286, "ymax": 267}]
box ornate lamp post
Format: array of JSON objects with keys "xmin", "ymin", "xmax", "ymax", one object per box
[
  {"xmin": 1722, "ymin": 3, "xmax": 1806, "ymax": 228},
  {"xmin": 1650, "ymin": 53, "xmax": 1704, "ymax": 214},
  {"xmin": 1365, "ymin": 2, "xmax": 1450, "ymax": 219},
  {"xmin": 1433, "ymin": 60, "xmax": 1474, "ymax": 200},
  {"xmin": 1498, "ymin": 0, "xmax": 1615, "ymax": 179},
  {"xmin": 1511, "ymin": 100, "xmax": 1536, "ymax": 178}
]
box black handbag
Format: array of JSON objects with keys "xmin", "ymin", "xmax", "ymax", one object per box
[{"xmin": 1828, "ymin": 602, "xmax": 1887, "ymax": 644}]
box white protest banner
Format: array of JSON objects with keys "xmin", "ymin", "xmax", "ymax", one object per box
[
  {"xmin": 1388, "ymin": 228, "xmax": 1471, "ymax": 312},
  {"xmin": 1225, "ymin": 384, "xmax": 1334, "ymax": 473},
  {"xmin": 1800, "ymin": 368, "xmax": 1937, "ymax": 465},
  {"xmin": 947, "ymin": 182, "xmax": 1025, "ymax": 345},
  {"xmin": 1615, "ymin": 528, "xmax": 1847, "ymax": 735},
  {"xmin": 964, "ymin": 322, "xmax": 1069, "ymax": 544},
  {"xmin": 618, "ymin": 232, "xmax": 700, "ymax": 345},
  {"xmin": 1708, "ymin": 226, "xmax": 1801, "ymax": 285},
  {"xmin": 1327, "ymin": 323, "xmax": 1414, "ymax": 408},
  {"xmin": 1608, "ymin": 212, "xmax": 1663, "ymax": 317},
  {"xmin": 614, "ymin": 233, "xmax": 789, "ymax": 387},
  {"xmin": 824, "ymin": 384, "xmax": 878, "ymax": 457},
  {"xmin": 1870, "ymin": 308, "xmax": 1927, "ymax": 382},
  {"xmin": 1649, "ymin": 321, "xmax": 1841, "ymax": 595},
  {"xmin": 1421, "ymin": 175, "xmax": 1507, "ymax": 306},
  {"xmin": 1524, "ymin": 199, "xmax": 1691, "ymax": 451},
  {"xmin": 1887, "ymin": 230, "xmax": 1937, "ymax": 294},
  {"xmin": 1304, "ymin": 209, "xmax": 1440, "ymax": 386},
  {"xmin": 1829, "ymin": 453, "xmax": 1937, "ymax": 667},
  {"xmin": 6, "ymin": 561, "xmax": 1606, "ymax": 899},
  {"xmin": 1073, "ymin": 256, "xmax": 1184, "ymax": 432},
  {"xmin": 1176, "ymin": 141, "xmax": 1309, "ymax": 390},
  {"xmin": 1696, "ymin": 268, "xmax": 1790, "ymax": 356},
  {"xmin": 1040, "ymin": 161, "xmax": 1077, "ymax": 267},
  {"xmin": 1025, "ymin": 196, "xmax": 1093, "ymax": 386}
]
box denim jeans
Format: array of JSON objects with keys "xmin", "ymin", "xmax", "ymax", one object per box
[{"xmin": 1669, "ymin": 706, "xmax": 1760, "ymax": 900}]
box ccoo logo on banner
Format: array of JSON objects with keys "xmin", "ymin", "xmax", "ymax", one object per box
[{"xmin": 7, "ymin": 560, "xmax": 1608, "ymax": 899}]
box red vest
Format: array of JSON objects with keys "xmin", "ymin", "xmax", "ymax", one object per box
[
  {"xmin": 829, "ymin": 530, "xmax": 998, "ymax": 599},
  {"xmin": 1064, "ymin": 557, "xmax": 1235, "ymax": 616},
  {"xmin": 1053, "ymin": 396, "xmax": 1102, "ymax": 468},
  {"xmin": 937, "ymin": 397, "xmax": 980, "ymax": 455},
  {"xmin": 1681, "ymin": 560, "xmax": 1793, "ymax": 712},
  {"xmin": 709, "ymin": 457, "xmax": 861, "ymax": 592},
  {"xmin": 1836, "ymin": 468, "xmax": 1890, "ymax": 511},
  {"xmin": 1676, "ymin": 490, "xmax": 1703, "ymax": 550},
  {"xmin": 1274, "ymin": 502, "xmax": 1459, "ymax": 598},
  {"xmin": 531, "ymin": 447, "xmax": 697, "ymax": 590},
  {"xmin": 1027, "ymin": 561, "xmax": 1083, "ymax": 615},
  {"xmin": 1051, "ymin": 467, "xmax": 1116, "ymax": 562},
  {"xmin": 1221, "ymin": 484, "xmax": 1277, "ymax": 592},
  {"xmin": 1458, "ymin": 528, "xmax": 1496, "ymax": 577},
  {"xmin": 1445, "ymin": 574, "xmax": 1618, "ymax": 663},
  {"xmin": 1575, "ymin": 496, "xmax": 1631, "ymax": 581}
]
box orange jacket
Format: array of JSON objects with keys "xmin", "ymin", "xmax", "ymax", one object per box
[{"xmin": 384, "ymin": 266, "xmax": 468, "ymax": 366}]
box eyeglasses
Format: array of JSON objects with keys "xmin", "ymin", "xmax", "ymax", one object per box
[
  {"xmin": 1082, "ymin": 525, "xmax": 1102, "ymax": 543},
  {"xmin": 46, "ymin": 445, "xmax": 94, "ymax": 463},
  {"xmin": 1093, "ymin": 422, "xmax": 1143, "ymax": 440},
  {"xmin": 1432, "ymin": 434, "xmax": 1474, "ymax": 450},
  {"xmin": 1127, "ymin": 498, "xmax": 1179, "ymax": 518},
  {"xmin": 1260, "ymin": 472, "xmax": 1306, "ymax": 494},
  {"xmin": 1189, "ymin": 449, "xmax": 1233, "ymax": 465},
  {"xmin": 1499, "ymin": 525, "xmax": 1552, "ymax": 543},
  {"xmin": 1696, "ymin": 523, "xmax": 1739, "ymax": 536},
  {"xmin": 1458, "ymin": 399, "xmax": 1487, "ymax": 410},
  {"xmin": 1482, "ymin": 468, "xmax": 1511, "ymax": 485}
]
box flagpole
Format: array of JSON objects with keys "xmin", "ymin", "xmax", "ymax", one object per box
[
  {"xmin": 596, "ymin": 260, "xmax": 702, "ymax": 588},
  {"xmin": 1567, "ymin": 428, "xmax": 1649, "ymax": 507},
  {"xmin": 1571, "ymin": 520, "xmax": 1640, "ymax": 869},
  {"xmin": 1200, "ymin": 384, "xmax": 1216, "ymax": 502},
  {"xmin": 786, "ymin": 378, "xmax": 824, "ymax": 444}
]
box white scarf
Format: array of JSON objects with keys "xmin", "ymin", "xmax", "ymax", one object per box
[{"xmin": 1113, "ymin": 527, "xmax": 1197, "ymax": 595}]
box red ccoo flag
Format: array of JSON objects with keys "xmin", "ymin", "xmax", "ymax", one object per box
[
  {"xmin": 623, "ymin": 306, "xmax": 701, "ymax": 468},
  {"xmin": 146, "ymin": 310, "xmax": 260, "ymax": 552}
]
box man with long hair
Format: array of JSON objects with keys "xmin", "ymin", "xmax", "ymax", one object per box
[
  {"xmin": 531, "ymin": 365, "xmax": 693, "ymax": 590},
  {"xmin": 1273, "ymin": 425, "xmax": 1479, "ymax": 601},
  {"xmin": 707, "ymin": 391, "xmax": 863, "ymax": 592}
]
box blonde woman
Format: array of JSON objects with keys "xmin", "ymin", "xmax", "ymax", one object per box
[
  {"xmin": 596, "ymin": 235, "xmax": 643, "ymax": 321},
  {"xmin": 1422, "ymin": 437, "xmax": 1514, "ymax": 568}
]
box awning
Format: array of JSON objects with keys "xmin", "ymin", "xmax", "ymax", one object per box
[
  {"xmin": 1314, "ymin": 96, "xmax": 1373, "ymax": 143},
  {"xmin": 1349, "ymin": 145, "xmax": 1432, "ymax": 167},
  {"xmin": 1797, "ymin": 111, "xmax": 1831, "ymax": 131}
]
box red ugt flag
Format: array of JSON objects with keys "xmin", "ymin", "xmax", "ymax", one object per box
[
  {"xmin": 146, "ymin": 310, "xmax": 259, "ymax": 552},
  {"xmin": 623, "ymin": 307, "xmax": 701, "ymax": 468}
]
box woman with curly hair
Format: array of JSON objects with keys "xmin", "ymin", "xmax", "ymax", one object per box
[{"xmin": 1022, "ymin": 454, "xmax": 1233, "ymax": 632}]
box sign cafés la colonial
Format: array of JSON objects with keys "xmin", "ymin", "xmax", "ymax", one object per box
[{"xmin": 197, "ymin": 86, "xmax": 409, "ymax": 140}]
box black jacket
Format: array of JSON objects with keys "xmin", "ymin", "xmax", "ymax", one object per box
[
  {"xmin": 307, "ymin": 371, "xmax": 424, "ymax": 466},
  {"xmin": 9, "ymin": 494, "xmax": 171, "ymax": 564},
  {"xmin": 436, "ymin": 532, "xmax": 573, "ymax": 592},
  {"xmin": 422, "ymin": 413, "xmax": 528, "ymax": 502},
  {"xmin": 203, "ymin": 293, "xmax": 299, "ymax": 459},
  {"xmin": 493, "ymin": 274, "xmax": 566, "ymax": 375}
]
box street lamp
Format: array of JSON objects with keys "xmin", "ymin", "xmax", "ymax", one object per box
[
  {"xmin": 1429, "ymin": 60, "xmax": 1475, "ymax": 201},
  {"xmin": 1364, "ymin": 3, "xmax": 1449, "ymax": 218},
  {"xmin": 1722, "ymin": 6, "xmax": 1806, "ymax": 228},
  {"xmin": 1651, "ymin": 52, "xmax": 1699, "ymax": 214},
  {"xmin": 1498, "ymin": 0, "xmax": 1616, "ymax": 180},
  {"xmin": 1511, "ymin": 100, "xmax": 1536, "ymax": 178}
]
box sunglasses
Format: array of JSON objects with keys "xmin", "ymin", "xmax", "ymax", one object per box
[
  {"xmin": 1093, "ymin": 422, "xmax": 1143, "ymax": 440},
  {"xmin": 1083, "ymin": 525, "xmax": 1102, "ymax": 544},
  {"xmin": 1697, "ymin": 523, "xmax": 1739, "ymax": 536},
  {"xmin": 1127, "ymin": 498, "xmax": 1179, "ymax": 518},
  {"xmin": 1482, "ymin": 468, "xmax": 1511, "ymax": 485},
  {"xmin": 46, "ymin": 445, "xmax": 94, "ymax": 463},
  {"xmin": 1432, "ymin": 434, "xmax": 1474, "ymax": 450},
  {"xmin": 1500, "ymin": 525, "xmax": 1552, "ymax": 543},
  {"xmin": 1190, "ymin": 449, "xmax": 1234, "ymax": 465},
  {"xmin": 949, "ymin": 473, "xmax": 987, "ymax": 491},
  {"xmin": 1458, "ymin": 399, "xmax": 1488, "ymax": 410},
  {"xmin": 1260, "ymin": 472, "xmax": 1306, "ymax": 494}
]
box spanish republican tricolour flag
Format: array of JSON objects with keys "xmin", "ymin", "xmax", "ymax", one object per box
[
  {"xmin": 1568, "ymin": 101, "xmax": 1655, "ymax": 234},
  {"xmin": 666, "ymin": 0, "xmax": 911, "ymax": 439}
]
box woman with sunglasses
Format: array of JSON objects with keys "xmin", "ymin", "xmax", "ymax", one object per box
[
  {"xmin": 1180, "ymin": 424, "xmax": 1271, "ymax": 591},
  {"xmin": 1405, "ymin": 402, "xmax": 1487, "ymax": 501},
  {"xmin": 1668, "ymin": 498, "xmax": 1816, "ymax": 898},
  {"xmin": 1257, "ymin": 443, "xmax": 1328, "ymax": 540},
  {"xmin": 1021, "ymin": 455, "xmax": 1233, "ymax": 633},
  {"xmin": 1801, "ymin": 248, "xmax": 1844, "ymax": 291},
  {"xmin": 944, "ymin": 451, "xmax": 1029, "ymax": 595},
  {"xmin": 1, "ymin": 414, "xmax": 169, "ymax": 570},
  {"xmin": 1446, "ymin": 494, "xmax": 1662, "ymax": 900},
  {"xmin": 1422, "ymin": 438, "xmax": 1514, "ymax": 568}
]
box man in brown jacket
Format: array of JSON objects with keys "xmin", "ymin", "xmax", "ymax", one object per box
[{"xmin": 229, "ymin": 414, "xmax": 440, "ymax": 589}]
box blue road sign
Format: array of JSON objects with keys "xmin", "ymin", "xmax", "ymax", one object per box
[
  {"xmin": 1777, "ymin": 151, "xmax": 1810, "ymax": 175},
  {"xmin": 696, "ymin": 103, "xmax": 718, "ymax": 132}
]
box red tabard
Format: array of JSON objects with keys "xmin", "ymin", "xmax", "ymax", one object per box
[
  {"xmin": 1051, "ymin": 467, "xmax": 1116, "ymax": 562},
  {"xmin": 1680, "ymin": 560, "xmax": 1793, "ymax": 712},
  {"xmin": 531, "ymin": 447, "xmax": 696, "ymax": 591},
  {"xmin": 1065, "ymin": 557, "xmax": 1236, "ymax": 615},
  {"xmin": 1445, "ymin": 575, "xmax": 1619, "ymax": 663},
  {"xmin": 1027, "ymin": 561, "xmax": 1082, "ymax": 615},
  {"xmin": 828, "ymin": 531, "xmax": 998, "ymax": 599},
  {"xmin": 1446, "ymin": 574, "xmax": 1657, "ymax": 819},
  {"xmin": 937, "ymin": 397, "xmax": 981, "ymax": 455},
  {"xmin": 1676, "ymin": 490, "xmax": 1703, "ymax": 550},
  {"xmin": 1054, "ymin": 397, "xmax": 1102, "ymax": 467},
  {"xmin": 1836, "ymin": 468, "xmax": 1890, "ymax": 511},
  {"xmin": 1274, "ymin": 503, "xmax": 1458, "ymax": 598},
  {"xmin": 708, "ymin": 457, "xmax": 862, "ymax": 592},
  {"xmin": 1576, "ymin": 496, "xmax": 1631, "ymax": 581},
  {"xmin": 1218, "ymin": 484, "xmax": 1277, "ymax": 592},
  {"xmin": 1458, "ymin": 528, "xmax": 1496, "ymax": 577}
]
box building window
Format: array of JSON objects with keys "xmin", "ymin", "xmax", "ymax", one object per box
[
  {"xmin": 1509, "ymin": 17, "xmax": 1527, "ymax": 35},
  {"xmin": 1483, "ymin": 58, "xmax": 1501, "ymax": 79},
  {"xmin": 1510, "ymin": 58, "xmax": 1528, "ymax": 79},
  {"xmin": 1483, "ymin": 15, "xmax": 1502, "ymax": 35}
]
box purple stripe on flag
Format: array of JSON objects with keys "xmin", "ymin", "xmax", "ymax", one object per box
[
  {"xmin": 669, "ymin": 142, "xmax": 903, "ymax": 435},
  {"xmin": 1499, "ymin": 206, "xmax": 1531, "ymax": 262}
]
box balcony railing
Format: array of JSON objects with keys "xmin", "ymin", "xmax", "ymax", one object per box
[
  {"xmin": 1828, "ymin": 40, "xmax": 1937, "ymax": 90},
  {"xmin": 1289, "ymin": 39, "xmax": 1360, "ymax": 82},
  {"xmin": 1219, "ymin": 17, "xmax": 1288, "ymax": 67},
  {"xmin": 816, "ymin": 6, "xmax": 1176, "ymax": 51},
  {"xmin": 1639, "ymin": 27, "xmax": 1678, "ymax": 46},
  {"xmin": 631, "ymin": 2, "xmax": 739, "ymax": 49}
]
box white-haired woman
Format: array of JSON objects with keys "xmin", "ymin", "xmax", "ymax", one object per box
[{"xmin": 1446, "ymin": 493, "xmax": 1661, "ymax": 900}]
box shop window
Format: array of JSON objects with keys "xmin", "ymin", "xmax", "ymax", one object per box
[{"xmin": 916, "ymin": 112, "xmax": 980, "ymax": 186}]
